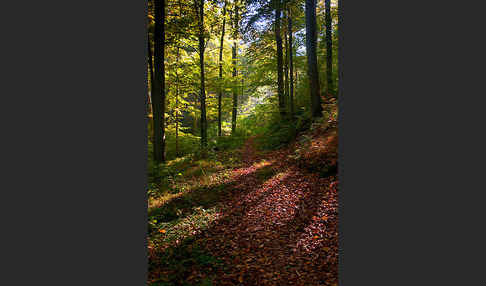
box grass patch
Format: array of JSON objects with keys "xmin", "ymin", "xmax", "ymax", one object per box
[
  {"xmin": 149, "ymin": 238, "xmax": 223, "ymax": 286},
  {"xmin": 148, "ymin": 148, "xmax": 241, "ymax": 200}
]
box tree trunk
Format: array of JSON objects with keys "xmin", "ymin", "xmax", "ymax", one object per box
[
  {"xmin": 218, "ymin": 1, "xmax": 227, "ymax": 137},
  {"xmin": 325, "ymin": 0, "xmax": 334, "ymax": 96},
  {"xmin": 147, "ymin": 36, "xmax": 154, "ymax": 116},
  {"xmin": 198, "ymin": 0, "xmax": 207, "ymax": 147},
  {"xmin": 193, "ymin": 93, "xmax": 198, "ymax": 134},
  {"xmin": 305, "ymin": 0, "xmax": 323, "ymax": 118},
  {"xmin": 175, "ymin": 0, "xmax": 182, "ymax": 156},
  {"xmin": 283, "ymin": 5, "xmax": 289, "ymax": 113},
  {"xmin": 275, "ymin": 0, "xmax": 285, "ymax": 117},
  {"xmin": 295, "ymin": 68, "xmax": 298, "ymax": 88},
  {"xmin": 152, "ymin": 0, "xmax": 166, "ymax": 163},
  {"xmin": 147, "ymin": 35, "xmax": 154, "ymax": 144},
  {"xmin": 284, "ymin": 22, "xmax": 289, "ymax": 113},
  {"xmin": 175, "ymin": 46, "xmax": 180, "ymax": 156},
  {"xmin": 231, "ymin": 1, "xmax": 239, "ymax": 134},
  {"xmin": 231, "ymin": 44, "xmax": 237, "ymax": 134},
  {"xmin": 337, "ymin": 0, "xmax": 342, "ymax": 101},
  {"xmin": 241, "ymin": 77, "xmax": 244, "ymax": 100},
  {"xmin": 288, "ymin": 6, "xmax": 294, "ymax": 118}
]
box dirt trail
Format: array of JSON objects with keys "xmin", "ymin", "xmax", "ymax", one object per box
[
  {"xmin": 239, "ymin": 136, "xmax": 260, "ymax": 164},
  {"xmin": 198, "ymin": 138, "xmax": 339, "ymax": 286}
]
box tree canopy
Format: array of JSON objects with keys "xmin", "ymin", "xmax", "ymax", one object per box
[{"xmin": 147, "ymin": 0, "xmax": 339, "ymax": 162}]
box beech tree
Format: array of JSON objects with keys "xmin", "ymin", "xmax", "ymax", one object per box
[
  {"xmin": 231, "ymin": 0, "xmax": 240, "ymax": 134},
  {"xmin": 274, "ymin": 0, "xmax": 285, "ymax": 117},
  {"xmin": 305, "ymin": 0, "xmax": 322, "ymax": 117},
  {"xmin": 325, "ymin": 0, "xmax": 333, "ymax": 96},
  {"xmin": 151, "ymin": 0, "xmax": 167, "ymax": 162},
  {"xmin": 218, "ymin": 0, "xmax": 228, "ymax": 136}
]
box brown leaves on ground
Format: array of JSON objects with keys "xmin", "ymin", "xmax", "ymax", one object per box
[
  {"xmin": 294, "ymin": 123, "xmax": 338, "ymax": 177},
  {"xmin": 149, "ymin": 131, "xmax": 339, "ymax": 286}
]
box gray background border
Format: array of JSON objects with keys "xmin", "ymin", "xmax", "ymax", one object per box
[{"xmin": 1, "ymin": 0, "xmax": 485, "ymax": 285}]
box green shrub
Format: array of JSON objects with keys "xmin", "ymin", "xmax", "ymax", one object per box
[{"xmin": 256, "ymin": 117, "xmax": 297, "ymax": 150}]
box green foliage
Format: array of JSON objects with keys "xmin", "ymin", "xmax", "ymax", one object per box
[
  {"xmin": 150, "ymin": 240, "xmax": 222, "ymax": 286},
  {"xmin": 260, "ymin": 118, "xmax": 297, "ymax": 150},
  {"xmin": 211, "ymin": 133, "xmax": 247, "ymax": 151},
  {"xmin": 165, "ymin": 129, "xmax": 200, "ymax": 160}
]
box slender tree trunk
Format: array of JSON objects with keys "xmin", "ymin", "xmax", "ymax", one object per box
[
  {"xmin": 175, "ymin": 47, "xmax": 180, "ymax": 156},
  {"xmin": 288, "ymin": 6, "xmax": 294, "ymax": 118},
  {"xmin": 197, "ymin": 0, "xmax": 207, "ymax": 147},
  {"xmin": 305, "ymin": 0, "xmax": 323, "ymax": 118},
  {"xmin": 283, "ymin": 5, "xmax": 289, "ymax": 112},
  {"xmin": 284, "ymin": 24, "xmax": 289, "ymax": 112},
  {"xmin": 175, "ymin": 0, "xmax": 182, "ymax": 156},
  {"xmin": 241, "ymin": 75, "xmax": 244, "ymax": 118},
  {"xmin": 337, "ymin": 0, "xmax": 342, "ymax": 100},
  {"xmin": 147, "ymin": 36, "xmax": 154, "ymax": 116},
  {"xmin": 147, "ymin": 35, "xmax": 154, "ymax": 144},
  {"xmin": 231, "ymin": 44, "xmax": 237, "ymax": 133},
  {"xmin": 275, "ymin": 0, "xmax": 285, "ymax": 117},
  {"xmin": 231, "ymin": 1, "xmax": 239, "ymax": 134},
  {"xmin": 325, "ymin": 0, "xmax": 334, "ymax": 96},
  {"xmin": 241, "ymin": 77, "xmax": 244, "ymax": 99},
  {"xmin": 218, "ymin": 1, "xmax": 227, "ymax": 137},
  {"xmin": 295, "ymin": 68, "xmax": 298, "ymax": 88},
  {"xmin": 152, "ymin": 0, "xmax": 166, "ymax": 163},
  {"xmin": 193, "ymin": 93, "xmax": 198, "ymax": 134}
]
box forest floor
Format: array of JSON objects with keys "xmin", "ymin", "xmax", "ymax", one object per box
[{"xmin": 148, "ymin": 122, "xmax": 338, "ymax": 286}]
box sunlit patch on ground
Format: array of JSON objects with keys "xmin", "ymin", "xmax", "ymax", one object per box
[
  {"xmin": 148, "ymin": 167, "xmax": 234, "ymax": 210},
  {"xmin": 253, "ymin": 158, "xmax": 273, "ymax": 169},
  {"xmin": 241, "ymin": 170, "xmax": 303, "ymax": 228},
  {"xmin": 149, "ymin": 206, "xmax": 222, "ymax": 252}
]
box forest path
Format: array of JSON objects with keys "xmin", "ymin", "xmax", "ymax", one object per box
[
  {"xmin": 149, "ymin": 136, "xmax": 338, "ymax": 286},
  {"xmin": 199, "ymin": 137, "xmax": 338, "ymax": 286}
]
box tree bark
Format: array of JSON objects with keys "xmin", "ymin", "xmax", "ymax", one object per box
[
  {"xmin": 305, "ymin": 0, "xmax": 323, "ymax": 118},
  {"xmin": 197, "ymin": 0, "xmax": 207, "ymax": 147},
  {"xmin": 175, "ymin": 0, "xmax": 182, "ymax": 156},
  {"xmin": 152, "ymin": 0, "xmax": 166, "ymax": 163},
  {"xmin": 325, "ymin": 0, "xmax": 334, "ymax": 96},
  {"xmin": 275, "ymin": 0, "xmax": 285, "ymax": 117},
  {"xmin": 147, "ymin": 35, "xmax": 154, "ymax": 144},
  {"xmin": 284, "ymin": 20, "xmax": 289, "ymax": 114},
  {"xmin": 218, "ymin": 1, "xmax": 227, "ymax": 137},
  {"xmin": 175, "ymin": 46, "xmax": 180, "ymax": 156},
  {"xmin": 288, "ymin": 6, "xmax": 294, "ymax": 118},
  {"xmin": 231, "ymin": 1, "xmax": 239, "ymax": 134},
  {"xmin": 295, "ymin": 68, "xmax": 298, "ymax": 89},
  {"xmin": 147, "ymin": 36, "xmax": 154, "ymax": 116},
  {"xmin": 193, "ymin": 93, "xmax": 198, "ymax": 133},
  {"xmin": 338, "ymin": 0, "xmax": 342, "ymax": 100}
]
